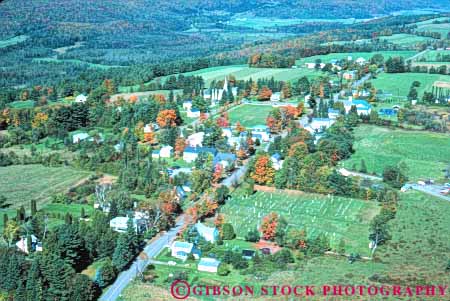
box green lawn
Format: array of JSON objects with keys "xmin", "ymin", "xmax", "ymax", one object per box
[
  {"xmin": 221, "ymin": 190, "xmax": 379, "ymax": 256},
  {"xmin": 341, "ymin": 125, "xmax": 450, "ymax": 181},
  {"xmin": 378, "ymin": 34, "xmax": 436, "ymax": 46},
  {"xmin": 371, "ymin": 72, "xmax": 449, "ymax": 99},
  {"xmin": 227, "ymin": 104, "xmax": 273, "ymax": 128},
  {"xmin": 295, "ymin": 51, "xmax": 417, "ymax": 65},
  {"xmin": 0, "ymin": 165, "xmax": 91, "ymax": 209}
]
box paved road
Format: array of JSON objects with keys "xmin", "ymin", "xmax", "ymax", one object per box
[
  {"xmin": 100, "ymin": 216, "xmax": 185, "ymax": 301},
  {"xmin": 405, "ymin": 49, "xmax": 430, "ymax": 62},
  {"xmin": 410, "ymin": 184, "xmax": 450, "ymax": 201},
  {"xmin": 221, "ymin": 164, "xmax": 249, "ymax": 188}
]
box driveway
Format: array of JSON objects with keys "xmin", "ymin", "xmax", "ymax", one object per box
[{"xmin": 100, "ymin": 216, "xmax": 185, "ymax": 301}]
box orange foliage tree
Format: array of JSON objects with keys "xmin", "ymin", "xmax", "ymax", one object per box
[
  {"xmin": 250, "ymin": 155, "xmax": 275, "ymax": 185},
  {"xmin": 31, "ymin": 112, "xmax": 49, "ymax": 129},
  {"xmin": 129, "ymin": 95, "xmax": 138, "ymax": 103},
  {"xmin": 235, "ymin": 121, "xmax": 246, "ymax": 134},
  {"xmin": 212, "ymin": 164, "xmax": 223, "ymax": 184},
  {"xmin": 174, "ymin": 137, "xmax": 186, "ymax": 157},
  {"xmin": 260, "ymin": 212, "xmax": 279, "ymax": 241},
  {"xmin": 258, "ymin": 86, "xmax": 272, "ymax": 101},
  {"xmin": 154, "ymin": 94, "xmax": 166, "ymax": 104},
  {"xmin": 156, "ymin": 109, "xmax": 177, "ymax": 128}
]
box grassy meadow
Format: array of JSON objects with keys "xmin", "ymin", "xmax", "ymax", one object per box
[
  {"xmin": 0, "ymin": 164, "xmax": 91, "ymax": 209},
  {"xmin": 342, "ymin": 125, "xmax": 450, "ymax": 181},
  {"xmin": 227, "ymin": 104, "xmax": 273, "ymax": 128},
  {"xmin": 295, "ymin": 51, "xmax": 417, "ymax": 65},
  {"xmin": 371, "ymin": 72, "xmax": 450, "ymax": 99},
  {"xmin": 221, "ymin": 190, "xmax": 379, "ymax": 255}
]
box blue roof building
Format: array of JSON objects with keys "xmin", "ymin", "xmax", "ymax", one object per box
[
  {"xmin": 213, "ymin": 153, "xmax": 237, "ymax": 167},
  {"xmin": 198, "ymin": 258, "xmax": 221, "ymax": 273}
]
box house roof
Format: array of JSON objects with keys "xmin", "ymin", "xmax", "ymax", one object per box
[
  {"xmin": 328, "ymin": 108, "xmax": 340, "ymax": 114},
  {"xmin": 271, "ymin": 153, "xmax": 281, "ymax": 161},
  {"xmin": 172, "ymin": 241, "xmax": 193, "ymax": 250},
  {"xmin": 198, "ymin": 257, "xmax": 220, "ymax": 267},
  {"xmin": 214, "ymin": 152, "xmax": 237, "ymax": 165},
  {"xmin": 184, "ymin": 146, "xmax": 217, "ymax": 155},
  {"xmin": 195, "ymin": 222, "xmax": 218, "ymax": 239}
]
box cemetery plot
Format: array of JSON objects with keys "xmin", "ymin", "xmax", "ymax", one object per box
[{"xmin": 221, "ymin": 191, "xmax": 379, "ymax": 255}]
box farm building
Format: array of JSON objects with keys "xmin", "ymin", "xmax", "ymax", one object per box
[
  {"xmin": 195, "ymin": 222, "xmax": 220, "ymax": 243},
  {"xmin": 72, "ymin": 132, "xmax": 90, "ymax": 144},
  {"xmin": 198, "ymin": 258, "xmax": 221, "ymax": 273},
  {"xmin": 170, "ymin": 241, "xmax": 194, "ymax": 261},
  {"xmin": 75, "ymin": 94, "xmax": 87, "ymax": 103},
  {"xmin": 251, "ymin": 125, "xmax": 270, "ymax": 142},
  {"xmin": 183, "ymin": 146, "xmax": 217, "ymax": 163}
]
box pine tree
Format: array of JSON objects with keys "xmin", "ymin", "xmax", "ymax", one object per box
[
  {"xmin": 31, "ymin": 199, "xmax": 37, "ymax": 216},
  {"xmin": 360, "ymin": 159, "xmax": 368, "ymax": 173},
  {"xmin": 112, "ymin": 234, "xmax": 132, "ymax": 270}
]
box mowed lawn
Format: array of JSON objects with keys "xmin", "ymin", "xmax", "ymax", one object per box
[
  {"xmin": 342, "ymin": 125, "xmax": 450, "ymax": 181},
  {"xmin": 221, "ymin": 191, "xmax": 379, "ymax": 256},
  {"xmin": 0, "ymin": 164, "xmax": 91, "ymax": 209},
  {"xmin": 371, "ymin": 72, "xmax": 450, "ymax": 98},
  {"xmin": 228, "ymin": 104, "xmax": 273, "ymax": 128}
]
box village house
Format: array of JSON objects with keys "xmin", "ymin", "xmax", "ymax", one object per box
[
  {"xmin": 303, "ymin": 118, "xmax": 336, "ymax": 135},
  {"xmin": 182, "ymin": 100, "xmax": 192, "ymax": 111},
  {"xmin": 342, "ymin": 98, "xmax": 372, "ymax": 115},
  {"xmin": 270, "ymin": 153, "xmax": 283, "ymax": 170},
  {"xmin": 251, "ymin": 125, "xmax": 270, "ymax": 142},
  {"xmin": 72, "ymin": 132, "xmax": 90, "ymax": 144},
  {"xmin": 213, "ymin": 152, "xmax": 237, "ymax": 169},
  {"xmin": 170, "ymin": 241, "xmax": 194, "ymax": 261},
  {"xmin": 198, "ymin": 257, "xmax": 221, "ymax": 273},
  {"xmin": 16, "ymin": 235, "xmax": 42, "ymax": 254},
  {"xmin": 183, "ymin": 146, "xmax": 217, "ymax": 163},
  {"xmin": 227, "ymin": 136, "xmax": 242, "ymax": 150},
  {"xmin": 222, "ymin": 128, "xmax": 233, "ymax": 139},
  {"xmin": 270, "ymin": 92, "xmax": 281, "ymax": 102},
  {"xmin": 328, "ymin": 108, "xmax": 340, "ymax": 119},
  {"xmin": 355, "ymin": 57, "xmax": 367, "ymax": 65},
  {"xmin": 75, "ymin": 94, "xmax": 88, "ymax": 103},
  {"xmin": 186, "ymin": 108, "xmax": 201, "ymax": 118},
  {"xmin": 195, "ymin": 221, "xmax": 220, "ymax": 243},
  {"xmin": 187, "ymin": 132, "xmax": 205, "ymax": 147},
  {"xmin": 110, "ymin": 216, "xmax": 145, "ymax": 234}
]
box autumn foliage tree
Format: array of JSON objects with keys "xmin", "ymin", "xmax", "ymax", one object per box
[
  {"xmin": 250, "ymin": 154, "xmax": 275, "ymax": 185},
  {"xmin": 174, "ymin": 137, "xmax": 186, "ymax": 158},
  {"xmin": 235, "ymin": 122, "xmax": 246, "ymax": 134},
  {"xmin": 156, "ymin": 109, "xmax": 177, "ymax": 128},
  {"xmin": 258, "ymin": 86, "xmax": 272, "ymax": 101},
  {"xmin": 216, "ymin": 113, "xmax": 229, "ymax": 128},
  {"xmin": 212, "ymin": 164, "xmax": 223, "ymax": 184},
  {"xmin": 260, "ymin": 212, "xmax": 279, "ymax": 241}
]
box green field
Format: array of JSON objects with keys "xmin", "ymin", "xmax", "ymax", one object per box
[
  {"xmin": 0, "ymin": 165, "xmax": 91, "ymax": 209},
  {"xmin": 0, "ymin": 35, "xmax": 28, "ymax": 48},
  {"xmin": 221, "ymin": 190, "xmax": 379, "ymax": 255},
  {"xmin": 227, "ymin": 104, "xmax": 273, "ymax": 127},
  {"xmin": 371, "ymin": 72, "xmax": 449, "ymax": 98},
  {"xmin": 295, "ymin": 51, "xmax": 417, "ymax": 65},
  {"xmin": 120, "ymin": 65, "xmax": 323, "ymax": 92},
  {"xmin": 415, "ymin": 18, "xmax": 450, "ymax": 38},
  {"xmin": 378, "ymin": 34, "xmax": 436, "ymax": 46},
  {"xmin": 342, "ymin": 125, "xmax": 450, "ymax": 181}
]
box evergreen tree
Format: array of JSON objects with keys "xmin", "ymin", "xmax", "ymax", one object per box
[{"xmin": 31, "ymin": 199, "xmax": 37, "ymax": 216}]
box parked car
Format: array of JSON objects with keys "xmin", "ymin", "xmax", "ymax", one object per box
[
  {"xmin": 440, "ymin": 189, "xmax": 449, "ymax": 195},
  {"xmin": 418, "ymin": 181, "xmax": 426, "ymax": 186}
]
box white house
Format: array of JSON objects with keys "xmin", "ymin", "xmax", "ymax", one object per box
[
  {"xmin": 355, "ymin": 57, "xmax": 367, "ymax": 65},
  {"xmin": 110, "ymin": 217, "xmax": 140, "ymax": 233},
  {"xmin": 182, "ymin": 100, "xmax": 192, "ymax": 111},
  {"xmin": 251, "ymin": 125, "xmax": 270, "ymax": 142},
  {"xmin": 72, "ymin": 132, "xmax": 90, "ymax": 144},
  {"xmin": 16, "ymin": 235, "xmax": 41, "ymax": 254},
  {"xmin": 270, "ymin": 153, "xmax": 283, "ymax": 171},
  {"xmin": 222, "ymin": 128, "xmax": 232, "ymax": 139},
  {"xmin": 195, "ymin": 222, "xmax": 219, "ymax": 243},
  {"xmin": 183, "ymin": 147, "xmax": 217, "ymax": 163},
  {"xmin": 342, "ymin": 98, "xmax": 372, "ymax": 115},
  {"xmin": 270, "ymin": 92, "xmax": 281, "ymax": 102},
  {"xmin": 187, "ymin": 132, "xmax": 205, "ymax": 147},
  {"xmin": 171, "ymin": 241, "xmax": 194, "ymax": 261},
  {"xmin": 186, "ymin": 109, "xmax": 201, "ymax": 118},
  {"xmin": 159, "ymin": 145, "xmax": 173, "ymax": 158},
  {"xmin": 198, "ymin": 258, "xmax": 221, "ymax": 273},
  {"xmin": 144, "ymin": 124, "xmax": 153, "ymax": 134},
  {"xmin": 75, "ymin": 94, "xmax": 87, "ymax": 103},
  {"xmin": 305, "ymin": 62, "xmax": 325, "ymax": 69}
]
